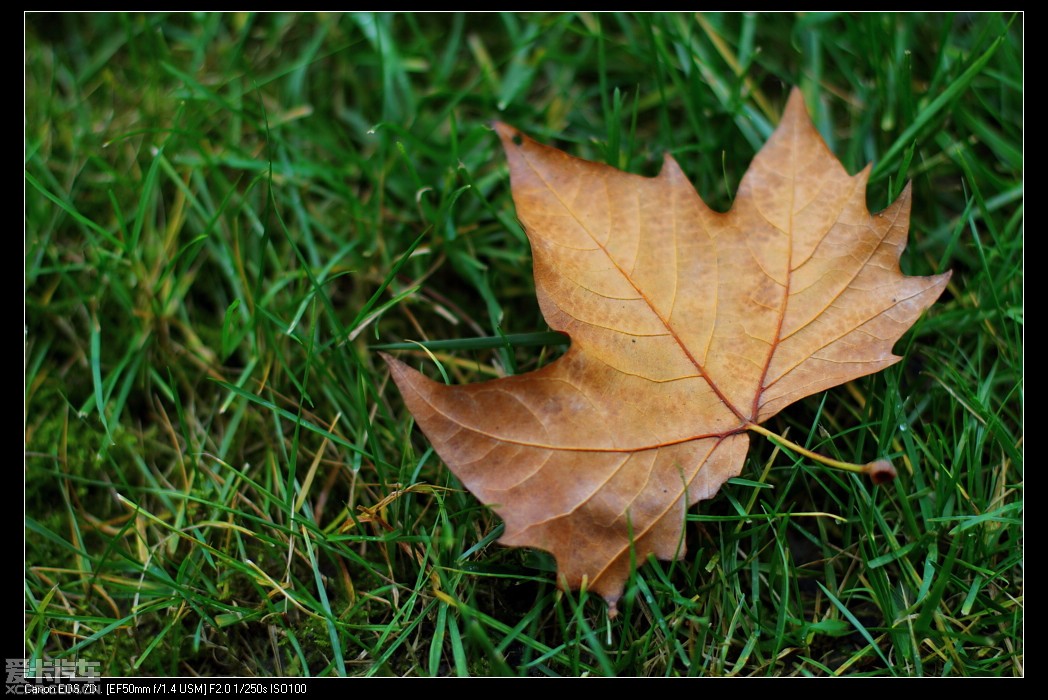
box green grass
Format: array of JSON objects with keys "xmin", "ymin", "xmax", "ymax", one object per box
[{"xmin": 25, "ymin": 12, "xmax": 1022, "ymax": 677}]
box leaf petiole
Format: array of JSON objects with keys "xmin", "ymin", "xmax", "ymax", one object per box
[{"xmin": 746, "ymin": 423, "xmax": 897, "ymax": 484}]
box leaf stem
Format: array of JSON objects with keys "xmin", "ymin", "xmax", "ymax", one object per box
[{"xmin": 746, "ymin": 423, "xmax": 897, "ymax": 484}]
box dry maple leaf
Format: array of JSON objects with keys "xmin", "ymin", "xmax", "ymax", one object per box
[{"xmin": 382, "ymin": 88, "xmax": 950, "ymax": 612}]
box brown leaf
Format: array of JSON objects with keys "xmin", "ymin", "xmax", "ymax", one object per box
[{"xmin": 383, "ymin": 88, "xmax": 950, "ymax": 611}]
